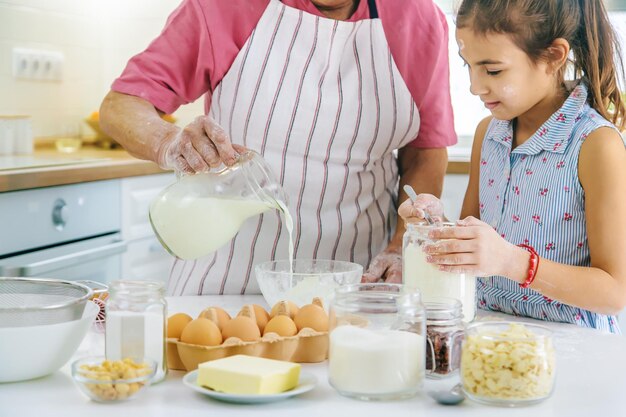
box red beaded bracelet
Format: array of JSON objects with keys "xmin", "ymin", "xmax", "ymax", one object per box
[{"xmin": 517, "ymin": 244, "xmax": 540, "ymax": 288}]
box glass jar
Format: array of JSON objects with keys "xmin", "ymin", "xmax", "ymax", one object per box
[
  {"xmin": 149, "ymin": 150, "xmax": 289, "ymax": 260},
  {"xmin": 328, "ymin": 283, "xmax": 426, "ymax": 401},
  {"xmin": 460, "ymin": 322, "xmax": 556, "ymax": 407},
  {"xmin": 424, "ymin": 297, "xmax": 465, "ymax": 378},
  {"xmin": 402, "ymin": 222, "xmax": 477, "ymax": 322},
  {"xmin": 105, "ymin": 281, "xmax": 167, "ymax": 383}
]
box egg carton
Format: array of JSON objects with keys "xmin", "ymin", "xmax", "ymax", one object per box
[{"xmin": 166, "ymin": 330, "xmax": 328, "ymax": 371}]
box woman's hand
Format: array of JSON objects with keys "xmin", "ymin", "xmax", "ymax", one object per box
[
  {"xmin": 423, "ymin": 216, "xmax": 522, "ymax": 278},
  {"xmin": 398, "ymin": 193, "xmax": 444, "ymax": 224},
  {"xmin": 157, "ymin": 115, "xmax": 246, "ymax": 174},
  {"xmin": 362, "ymin": 246, "xmax": 403, "ymax": 284}
]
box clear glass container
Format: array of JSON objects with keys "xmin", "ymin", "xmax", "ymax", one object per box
[
  {"xmin": 149, "ymin": 150, "xmax": 289, "ymax": 260},
  {"xmin": 424, "ymin": 297, "xmax": 465, "ymax": 379},
  {"xmin": 460, "ymin": 322, "xmax": 556, "ymax": 407},
  {"xmin": 402, "ymin": 222, "xmax": 477, "ymax": 322},
  {"xmin": 328, "ymin": 283, "xmax": 426, "ymax": 401},
  {"xmin": 105, "ymin": 281, "xmax": 167, "ymax": 383}
]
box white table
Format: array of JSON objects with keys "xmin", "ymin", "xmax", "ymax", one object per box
[{"xmin": 1, "ymin": 295, "xmax": 624, "ymax": 417}]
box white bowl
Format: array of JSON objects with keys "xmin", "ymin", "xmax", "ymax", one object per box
[
  {"xmin": 255, "ymin": 259, "xmax": 363, "ymax": 308},
  {"xmin": 0, "ymin": 300, "xmax": 98, "ymax": 383}
]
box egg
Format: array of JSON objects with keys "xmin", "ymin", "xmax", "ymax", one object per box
[
  {"xmin": 294, "ymin": 303, "xmax": 329, "ymax": 332},
  {"xmin": 270, "ymin": 300, "xmax": 299, "ymax": 319},
  {"xmin": 221, "ymin": 316, "xmax": 261, "ymax": 342},
  {"xmin": 264, "ymin": 315, "xmax": 298, "ymax": 337},
  {"xmin": 180, "ymin": 318, "xmax": 223, "ymax": 346},
  {"xmin": 198, "ymin": 306, "xmax": 231, "ymax": 330},
  {"xmin": 238, "ymin": 304, "xmax": 270, "ymax": 333},
  {"xmin": 167, "ymin": 313, "xmax": 193, "ymax": 338}
]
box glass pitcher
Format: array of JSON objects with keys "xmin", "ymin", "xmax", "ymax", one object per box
[{"xmin": 149, "ymin": 150, "xmax": 288, "ymax": 260}]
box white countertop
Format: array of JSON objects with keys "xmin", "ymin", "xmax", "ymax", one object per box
[{"xmin": 1, "ymin": 295, "xmax": 624, "ymax": 417}]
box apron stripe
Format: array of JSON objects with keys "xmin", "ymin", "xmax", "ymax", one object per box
[
  {"xmin": 270, "ymin": 15, "xmax": 320, "ymax": 261},
  {"xmin": 293, "ymin": 21, "xmax": 339, "ymax": 258},
  {"xmin": 383, "ymin": 46, "xmax": 399, "ymax": 239},
  {"xmin": 242, "ymin": 6, "xmax": 286, "ymax": 144},
  {"xmin": 347, "ymin": 22, "xmax": 365, "ymax": 263},
  {"xmin": 179, "ymin": 260, "xmax": 197, "ymax": 296},
  {"xmin": 366, "ymin": 23, "xmax": 385, "ymax": 262},
  {"xmin": 237, "ymin": 8, "xmax": 286, "ymax": 294},
  {"xmin": 332, "ymin": 21, "xmax": 364, "ymax": 261},
  {"xmin": 312, "ymin": 47, "xmax": 346, "ymax": 259},
  {"xmin": 261, "ymin": 11, "xmax": 303, "ymax": 153},
  {"xmin": 197, "ymin": 253, "xmax": 218, "ymax": 295},
  {"xmin": 240, "ymin": 214, "xmax": 265, "ymax": 294},
  {"xmin": 215, "ymin": 17, "xmax": 260, "ymax": 294},
  {"xmin": 167, "ymin": 258, "xmax": 180, "ymax": 295},
  {"xmin": 240, "ymin": 11, "xmax": 304, "ymax": 295}
]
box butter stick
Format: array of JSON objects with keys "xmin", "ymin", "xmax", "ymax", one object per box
[{"xmin": 197, "ymin": 355, "xmax": 301, "ymax": 395}]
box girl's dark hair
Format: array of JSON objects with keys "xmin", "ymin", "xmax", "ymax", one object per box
[{"xmin": 456, "ymin": 0, "xmax": 626, "ymax": 130}]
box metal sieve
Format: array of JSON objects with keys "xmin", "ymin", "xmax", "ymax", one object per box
[{"xmin": 0, "ymin": 277, "xmax": 93, "ymax": 327}]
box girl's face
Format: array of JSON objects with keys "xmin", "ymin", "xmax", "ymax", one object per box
[{"xmin": 455, "ymin": 28, "xmax": 556, "ymax": 121}]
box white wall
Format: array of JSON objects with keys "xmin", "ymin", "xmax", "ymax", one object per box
[{"xmin": 0, "ymin": 0, "xmax": 202, "ymax": 139}]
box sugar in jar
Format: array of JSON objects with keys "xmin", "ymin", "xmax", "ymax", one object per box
[
  {"xmin": 105, "ymin": 281, "xmax": 167, "ymax": 383},
  {"xmin": 328, "ymin": 283, "xmax": 426, "ymax": 401}
]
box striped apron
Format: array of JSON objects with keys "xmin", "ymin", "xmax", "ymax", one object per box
[{"xmin": 168, "ymin": 0, "xmax": 420, "ymax": 295}]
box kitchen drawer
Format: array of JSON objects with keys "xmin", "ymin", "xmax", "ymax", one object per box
[
  {"xmin": 121, "ymin": 236, "xmax": 173, "ymax": 285},
  {"xmin": 121, "ymin": 173, "xmax": 175, "ymax": 241}
]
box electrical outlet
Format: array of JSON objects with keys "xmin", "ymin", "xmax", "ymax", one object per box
[{"xmin": 12, "ymin": 48, "xmax": 64, "ymax": 81}]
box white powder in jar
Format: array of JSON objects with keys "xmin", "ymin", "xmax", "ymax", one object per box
[{"xmin": 328, "ymin": 326, "xmax": 425, "ymax": 395}]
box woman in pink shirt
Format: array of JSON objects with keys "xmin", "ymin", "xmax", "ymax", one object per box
[{"xmin": 100, "ymin": 0, "xmax": 456, "ymax": 295}]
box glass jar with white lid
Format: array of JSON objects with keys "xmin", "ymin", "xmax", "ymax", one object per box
[{"xmin": 403, "ymin": 222, "xmax": 477, "ymax": 322}]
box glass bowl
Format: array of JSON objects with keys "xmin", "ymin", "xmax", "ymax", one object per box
[
  {"xmin": 460, "ymin": 321, "xmax": 556, "ymax": 407},
  {"xmin": 71, "ymin": 356, "xmax": 157, "ymax": 402},
  {"xmin": 255, "ymin": 259, "xmax": 363, "ymax": 308}
]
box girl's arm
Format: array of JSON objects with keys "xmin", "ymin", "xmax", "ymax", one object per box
[
  {"xmin": 523, "ymin": 126, "xmax": 626, "ymax": 315},
  {"xmin": 460, "ymin": 116, "xmax": 492, "ymax": 219},
  {"xmin": 427, "ymin": 127, "xmax": 626, "ymax": 315}
]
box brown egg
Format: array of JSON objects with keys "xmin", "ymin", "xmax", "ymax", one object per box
[
  {"xmin": 221, "ymin": 316, "xmax": 261, "ymax": 342},
  {"xmin": 198, "ymin": 306, "xmax": 231, "ymax": 330},
  {"xmin": 237, "ymin": 304, "xmax": 270, "ymax": 333},
  {"xmin": 167, "ymin": 313, "xmax": 193, "ymax": 339},
  {"xmin": 270, "ymin": 300, "xmax": 299, "ymax": 319},
  {"xmin": 264, "ymin": 315, "xmax": 298, "ymax": 337},
  {"xmin": 294, "ymin": 304, "xmax": 329, "ymax": 332},
  {"xmin": 180, "ymin": 318, "xmax": 223, "ymax": 346}
]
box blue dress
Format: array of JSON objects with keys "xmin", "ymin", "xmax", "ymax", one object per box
[{"xmin": 477, "ymin": 82, "xmax": 622, "ymax": 333}]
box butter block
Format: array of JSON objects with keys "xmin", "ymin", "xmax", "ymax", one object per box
[{"xmin": 196, "ymin": 355, "xmax": 301, "ymax": 394}]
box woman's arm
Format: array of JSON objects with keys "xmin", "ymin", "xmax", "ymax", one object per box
[{"xmin": 100, "ymin": 91, "xmax": 178, "ymax": 165}]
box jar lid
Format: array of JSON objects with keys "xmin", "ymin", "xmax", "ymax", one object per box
[{"xmin": 424, "ymin": 297, "xmax": 463, "ymax": 322}]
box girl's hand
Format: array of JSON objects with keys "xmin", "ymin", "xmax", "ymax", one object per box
[
  {"xmin": 398, "ymin": 193, "xmax": 444, "ymax": 224},
  {"xmin": 423, "ymin": 216, "xmax": 520, "ymax": 278}
]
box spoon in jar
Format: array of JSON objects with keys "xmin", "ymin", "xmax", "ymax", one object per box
[
  {"xmin": 428, "ymin": 383, "xmax": 465, "ymax": 406},
  {"xmin": 403, "ymin": 184, "xmax": 435, "ymax": 225}
]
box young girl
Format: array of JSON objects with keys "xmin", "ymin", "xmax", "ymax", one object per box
[{"xmin": 400, "ymin": 0, "xmax": 626, "ymax": 333}]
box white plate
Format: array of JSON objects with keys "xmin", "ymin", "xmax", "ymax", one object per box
[{"xmin": 183, "ymin": 369, "xmax": 317, "ymax": 404}]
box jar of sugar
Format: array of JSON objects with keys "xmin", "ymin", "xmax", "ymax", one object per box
[
  {"xmin": 328, "ymin": 283, "xmax": 426, "ymax": 401},
  {"xmin": 105, "ymin": 281, "xmax": 167, "ymax": 383},
  {"xmin": 403, "ymin": 222, "xmax": 477, "ymax": 322}
]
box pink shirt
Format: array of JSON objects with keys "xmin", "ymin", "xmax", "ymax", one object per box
[{"xmin": 112, "ymin": 0, "xmax": 456, "ymax": 148}]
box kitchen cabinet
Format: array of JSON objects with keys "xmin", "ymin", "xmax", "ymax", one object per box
[{"xmin": 120, "ymin": 173, "xmax": 176, "ymax": 284}]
